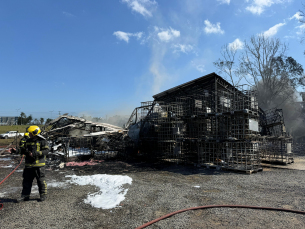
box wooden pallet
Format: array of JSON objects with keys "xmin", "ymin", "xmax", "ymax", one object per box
[
  {"xmin": 198, "ymin": 163, "xmax": 263, "ymax": 174},
  {"xmin": 223, "ymin": 167, "xmax": 263, "ymax": 174}
]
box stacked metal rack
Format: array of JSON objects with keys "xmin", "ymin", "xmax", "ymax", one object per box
[
  {"xmin": 193, "ymin": 85, "xmax": 261, "ymax": 172},
  {"xmin": 129, "ymin": 73, "xmax": 263, "ymax": 173},
  {"xmin": 260, "ymin": 137, "xmax": 293, "ymax": 165},
  {"xmin": 137, "ymin": 101, "xmax": 189, "ymax": 163},
  {"xmin": 257, "ymin": 108, "xmax": 293, "ymax": 164},
  {"xmin": 264, "ymin": 108, "xmax": 286, "ymax": 137},
  {"xmin": 197, "ymin": 140, "xmax": 261, "ymax": 172},
  {"xmin": 128, "ymin": 73, "xmax": 294, "ymax": 173}
]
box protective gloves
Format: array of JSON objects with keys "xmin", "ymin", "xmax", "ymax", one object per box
[{"xmin": 31, "ymin": 150, "xmax": 38, "ymax": 158}]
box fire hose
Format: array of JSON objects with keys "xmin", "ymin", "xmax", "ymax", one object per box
[
  {"xmin": 0, "ymin": 155, "xmax": 24, "ymax": 210},
  {"xmin": 135, "ymin": 205, "xmax": 305, "ymax": 229}
]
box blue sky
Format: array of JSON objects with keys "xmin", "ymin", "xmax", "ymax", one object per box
[{"xmin": 1, "ymin": 0, "xmax": 304, "ymax": 119}]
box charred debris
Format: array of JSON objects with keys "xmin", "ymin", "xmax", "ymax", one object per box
[{"xmin": 43, "ymin": 73, "xmax": 293, "ymax": 173}]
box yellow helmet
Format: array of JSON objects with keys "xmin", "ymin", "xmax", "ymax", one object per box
[
  {"xmin": 27, "ymin": 126, "xmax": 41, "ymax": 136},
  {"xmin": 24, "ymin": 132, "xmax": 29, "ymax": 137}
]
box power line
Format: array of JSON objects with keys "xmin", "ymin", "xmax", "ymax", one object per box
[{"xmin": 49, "ymin": 110, "xmax": 54, "ymax": 119}]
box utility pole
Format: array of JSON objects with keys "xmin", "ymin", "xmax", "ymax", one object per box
[{"xmin": 58, "ymin": 111, "xmax": 61, "ymax": 116}]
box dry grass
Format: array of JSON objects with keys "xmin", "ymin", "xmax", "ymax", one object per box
[
  {"xmin": 0, "ymin": 125, "xmax": 29, "ymax": 147},
  {"xmin": 0, "ymin": 125, "xmax": 48, "ymax": 134},
  {"xmin": 0, "ymin": 125, "xmax": 30, "ymax": 134},
  {"xmin": 0, "ymin": 125, "xmax": 49, "ymax": 147},
  {"xmin": 0, "ymin": 138, "xmax": 21, "ymax": 147}
]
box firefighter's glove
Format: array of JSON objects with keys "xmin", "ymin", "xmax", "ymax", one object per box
[
  {"xmin": 24, "ymin": 149, "xmax": 30, "ymax": 157},
  {"xmin": 31, "ymin": 151, "xmax": 38, "ymax": 158},
  {"xmin": 32, "ymin": 150, "xmax": 42, "ymax": 158}
]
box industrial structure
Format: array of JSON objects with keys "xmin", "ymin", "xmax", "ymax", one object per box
[
  {"xmin": 125, "ymin": 73, "xmax": 293, "ymax": 173},
  {"xmin": 44, "ymin": 73, "xmax": 293, "ymax": 173},
  {"xmin": 0, "ymin": 116, "xmax": 18, "ymax": 126}
]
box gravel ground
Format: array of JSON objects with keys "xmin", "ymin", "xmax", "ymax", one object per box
[{"xmin": 0, "ymin": 156, "xmax": 305, "ymax": 229}]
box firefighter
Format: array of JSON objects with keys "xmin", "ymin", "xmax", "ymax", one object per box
[
  {"xmin": 8, "ymin": 132, "xmax": 30, "ymax": 155},
  {"xmin": 19, "ymin": 132, "xmax": 30, "ymax": 154},
  {"xmin": 16, "ymin": 126, "xmax": 49, "ymax": 202}
]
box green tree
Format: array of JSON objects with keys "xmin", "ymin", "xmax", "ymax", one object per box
[
  {"xmin": 26, "ymin": 115, "xmax": 33, "ymax": 125},
  {"xmin": 17, "ymin": 112, "xmax": 27, "ymax": 125},
  {"xmin": 214, "ymin": 35, "xmax": 304, "ymax": 109},
  {"xmin": 40, "ymin": 117, "xmax": 45, "ymax": 125},
  {"xmin": 213, "ymin": 43, "xmax": 244, "ymax": 86},
  {"xmin": 45, "ymin": 118, "xmax": 53, "ymax": 125}
]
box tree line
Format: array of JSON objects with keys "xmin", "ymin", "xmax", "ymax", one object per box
[
  {"xmin": 17, "ymin": 112, "xmax": 52, "ymax": 125},
  {"xmin": 213, "ymin": 6, "xmax": 305, "ymax": 137}
]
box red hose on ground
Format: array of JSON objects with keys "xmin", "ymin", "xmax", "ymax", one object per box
[
  {"xmin": 135, "ymin": 205, "xmax": 305, "ymax": 229},
  {"xmin": 0, "ymin": 155, "xmax": 24, "ymax": 210}
]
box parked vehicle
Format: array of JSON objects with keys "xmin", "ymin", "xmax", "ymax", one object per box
[{"xmin": 0, "ymin": 131, "xmax": 24, "ymax": 139}]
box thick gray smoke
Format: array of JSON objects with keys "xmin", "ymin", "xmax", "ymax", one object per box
[
  {"xmin": 100, "ymin": 115, "xmax": 129, "ymax": 128},
  {"xmin": 256, "ymin": 82, "xmax": 305, "ymax": 139}
]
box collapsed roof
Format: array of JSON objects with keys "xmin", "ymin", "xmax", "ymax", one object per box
[{"xmin": 46, "ymin": 114, "xmax": 123, "ymax": 137}]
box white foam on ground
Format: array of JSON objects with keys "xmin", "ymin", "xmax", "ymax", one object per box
[
  {"xmin": 16, "ymin": 170, "xmax": 23, "ymax": 172},
  {"xmin": 194, "ymin": 186, "xmax": 200, "ymax": 188},
  {"xmin": 0, "ymin": 158, "xmax": 11, "ymax": 161},
  {"xmin": 1, "ymin": 164, "xmax": 13, "ymax": 168},
  {"xmin": 31, "ymin": 187, "xmax": 39, "ymax": 194},
  {"xmin": 66, "ymin": 174, "xmax": 132, "ymax": 209},
  {"xmin": 0, "ymin": 192, "xmax": 7, "ymax": 197},
  {"xmin": 48, "ymin": 181, "xmax": 68, "ymax": 188}
]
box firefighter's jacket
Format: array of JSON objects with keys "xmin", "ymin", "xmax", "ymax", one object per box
[
  {"xmin": 24, "ymin": 135, "xmax": 49, "ymax": 168},
  {"xmin": 19, "ymin": 136, "xmax": 30, "ymax": 154}
]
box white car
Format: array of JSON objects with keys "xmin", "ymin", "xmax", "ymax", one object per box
[{"xmin": 0, "ymin": 131, "xmax": 24, "ymax": 139}]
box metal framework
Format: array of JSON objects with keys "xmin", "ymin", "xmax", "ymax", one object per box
[
  {"xmin": 129, "ymin": 73, "xmax": 293, "ymax": 172},
  {"xmin": 260, "ymin": 137, "xmax": 293, "ymax": 164}
]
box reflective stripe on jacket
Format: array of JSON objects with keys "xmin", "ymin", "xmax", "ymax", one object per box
[{"xmin": 24, "ymin": 136, "xmax": 49, "ymax": 168}]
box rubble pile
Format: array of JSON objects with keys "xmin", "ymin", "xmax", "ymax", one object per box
[{"xmin": 42, "ymin": 114, "xmax": 133, "ymax": 164}]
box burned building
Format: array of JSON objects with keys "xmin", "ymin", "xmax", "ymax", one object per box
[
  {"xmin": 126, "ymin": 72, "xmax": 293, "ymax": 173},
  {"xmin": 44, "ymin": 115, "xmax": 132, "ymax": 161},
  {"xmin": 44, "ymin": 73, "xmax": 293, "ymax": 173}
]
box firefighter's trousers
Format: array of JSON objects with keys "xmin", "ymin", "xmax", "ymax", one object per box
[{"xmin": 21, "ymin": 167, "xmax": 47, "ymax": 197}]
